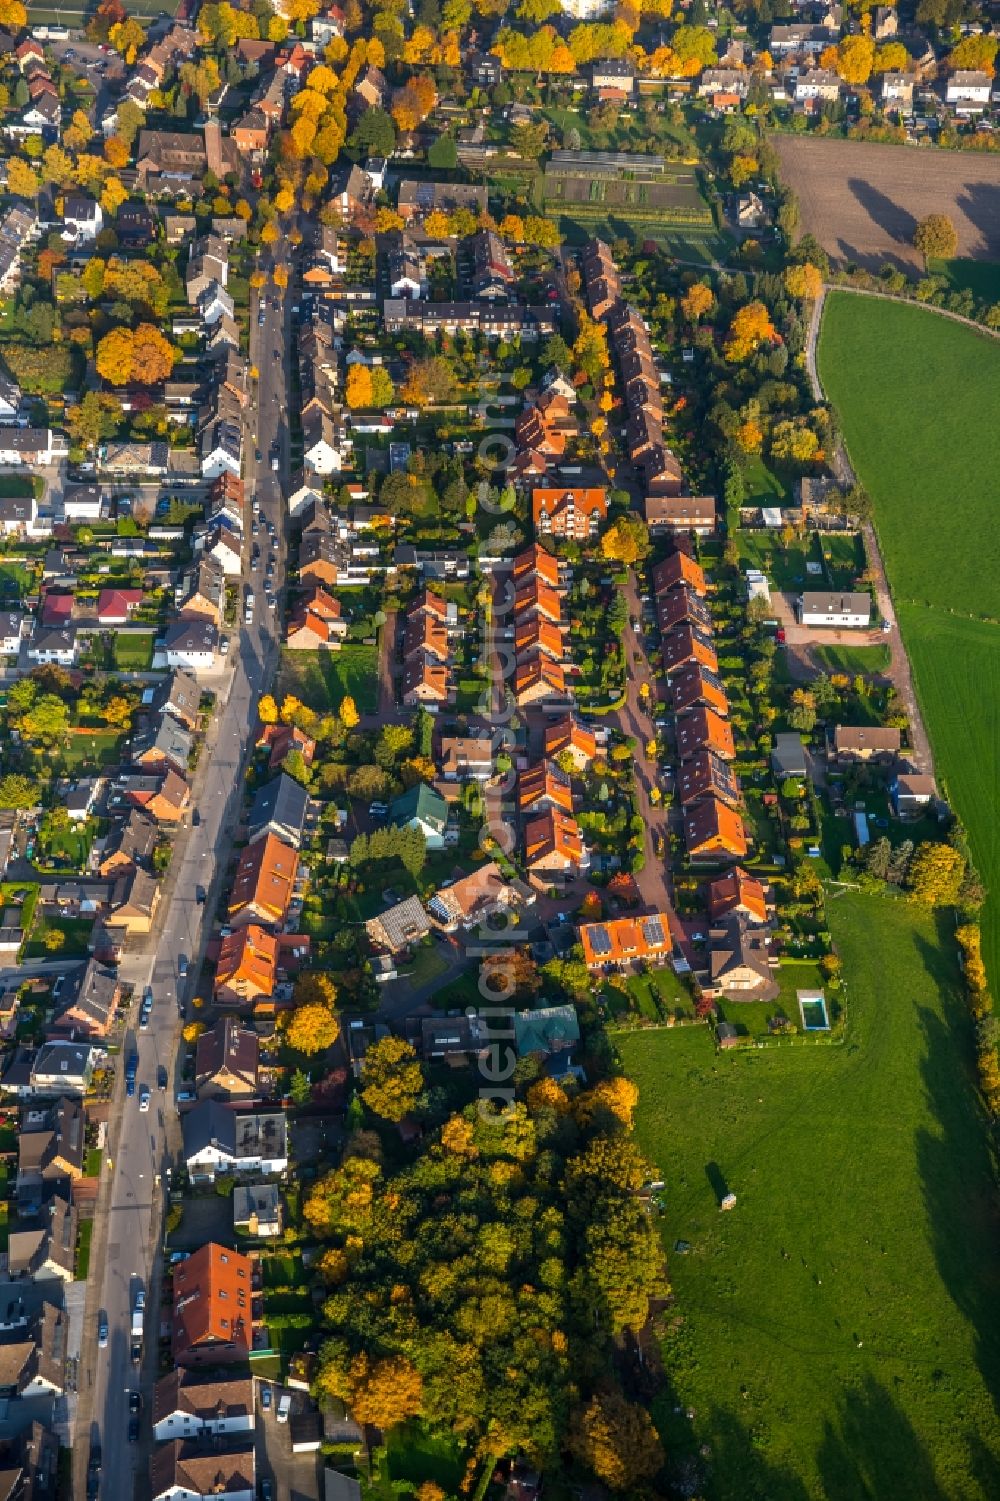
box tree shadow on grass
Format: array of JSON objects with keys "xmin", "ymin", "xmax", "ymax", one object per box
[
  {"xmin": 693, "ymin": 1380, "xmax": 952, "ymax": 1501},
  {"xmin": 913, "ymin": 925, "xmax": 1000, "ymax": 1428}
]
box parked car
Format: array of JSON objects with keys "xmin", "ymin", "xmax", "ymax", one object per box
[
  {"xmin": 139, "ymin": 1086, "xmax": 150, "ymax": 1113},
  {"xmin": 97, "ymin": 1315, "xmax": 108, "ymax": 1348}
]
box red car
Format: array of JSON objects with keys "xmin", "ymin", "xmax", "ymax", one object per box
[{"xmin": 775, "ymin": 627, "xmax": 786, "ymax": 644}]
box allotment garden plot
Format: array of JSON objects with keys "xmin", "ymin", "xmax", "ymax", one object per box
[{"xmin": 543, "ymin": 151, "xmax": 713, "ymax": 231}]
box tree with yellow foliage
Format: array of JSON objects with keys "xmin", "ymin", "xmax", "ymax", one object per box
[
  {"xmin": 724, "ymin": 300, "xmax": 778, "ymax": 362},
  {"xmin": 7, "ymin": 159, "xmax": 38, "ymax": 199},
  {"xmin": 260, "ymin": 221, "xmax": 280, "ymax": 246},
  {"xmin": 569, "ymin": 1391, "xmax": 664, "ymax": 1491},
  {"xmin": 872, "ymin": 41, "xmax": 909, "ymax": 74},
  {"xmin": 499, "ymin": 212, "xmax": 525, "ymax": 242},
  {"xmin": 346, "ymin": 1353, "xmax": 423, "ymax": 1430},
  {"xmin": 440, "ymin": 1114, "xmax": 479, "ymax": 1156},
  {"xmin": 250, "ymin": 270, "xmax": 266, "ymax": 291},
  {"xmin": 575, "ymin": 1076, "xmax": 639, "ymax": 1128},
  {"xmin": 373, "ymin": 207, "xmax": 404, "ymax": 232},
  {"xmin": 735, "ymin": 418, "xmax": 762, "ymax": 453},
  {"xmin": 360, "ymin": 1037, "xmax": 424, "ymax": 1123},
  {"xmin": 100, "ymin": 176, "xmax": 129, "ymax": 217},
  {"xmin": 784, "ymin": 262, "xmax": 824, "ymax": 301},
  {"xmin": 526, "ymin": 1076, "xmax": 571, "ymax": 1115},
  {"xmin": 182, "ymin": 1022, "xmax": 205, "ymax": 1044},
  {"xmin": 284, "ymin": 1002, "xmax": 340, "ymax": 1056},
  {"xmin": 906, "ymin": 841, "xmax": 966, "ymax": 907},
  {"xmin": 108, "ymin": 18, "xmax": 146, "ymax": 66},
  {"xmin": 826, "ymin": 34, "xmax": 875, "ymax": 84},
  {"xmin": 339, "ymin": 695, "xmax": 360, "ymax": 729},
  {"xmin": 273, "ymin": 265, "xmax": 289, "ymax": 290},
  {"xmin": 63, "ymin": 110, "xmax": 94, "ymax": 152},
  {"xmin": 600, "ymin": 515, "xmax": 650, "ymax": 566},
  {"xmin": 680, "ymin": 281, "xmax": 714, "ymax": 321}
]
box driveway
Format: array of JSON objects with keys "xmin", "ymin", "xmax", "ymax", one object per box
[{"xmin": 255, "ymin": 1382, "xmax": 322, "ymax": 1501}]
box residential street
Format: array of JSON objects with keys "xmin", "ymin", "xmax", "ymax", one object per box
[{"xmin": 72, "ymin": 254, "xmax": 291, "ymax": 1501}]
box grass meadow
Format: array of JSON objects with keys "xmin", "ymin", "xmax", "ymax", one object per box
[
  {"xmin": 818, "ymin": 292, "xmax": 1000, "ymax": 987},
  {"xmin": 277, "ymin": 642, "xmax": 379, "ymax": 715},
  {"xmin": 617, "ymin": 893, "xmax": 1000, "ymax": 1501}
]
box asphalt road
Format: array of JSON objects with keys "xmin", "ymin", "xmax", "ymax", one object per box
[{"xmin": 74, "ymin": 254, "xmax": 292, "ymax": 1501}]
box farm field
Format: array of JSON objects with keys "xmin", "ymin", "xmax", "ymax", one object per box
[
  {"xmin": 773, "ymin": 135, "xmax": 1000, "ymax": 271},
  {"xmin": 818, "ymin": 292, "xmax": 1000, "ymax": 984},
  {"xmin": 617, "ymin": 893, "xmax": 1000, "ymax": 1501},
  {"xmin": 276, "ymin": 642, "xmax": 378, "ymax": 715}
]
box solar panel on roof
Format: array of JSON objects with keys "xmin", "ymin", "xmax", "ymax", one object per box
[
  {"xmin": 588, "ymin": 927, "xmax": 613, "ymax": 955},
  {"xmin": 643, "ymin": 916, "xmax": 665, "ymax": 946}
]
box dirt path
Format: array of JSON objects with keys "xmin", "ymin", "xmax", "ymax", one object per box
[{"xmin": 807, "ymin": 287, "xmax": 937, "ymax": 780}]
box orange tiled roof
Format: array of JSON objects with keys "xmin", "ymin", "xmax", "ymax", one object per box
[
  {"xmin": 172, "ymin": 1243, "xmax": 252, "ymax": 1363},
  {"xmin": 683, "ymin": 797, "xmax": 747, "ymax": 858},
  {"xmin": 228, "ymin": 833, "xmax": 298, "ymax": 926},
  {"xmin": 652, "ymin": 552, "xmax": 707, "ymax": 597},
  {"xmin": 531, "ymin": 487, "xmax": 608, "ymax": 539},
  {"xmin": 514, "ymin": 615, "xmax": 564, "ymax": 662},
  {"xmin": 518, "ymin": 760, "xmax": 574, "ymax": 815},
  {"xmin": 670, "ymin": 663, "xmax": 729, "ymax": 718},
  {"xmin": 215, "ymin": 924, "xmax": 278, "ymax": 998},
  {"xmin": 580, "ymin": 911, "xmax": 675, "ymax": 968},
  {"xmin": 661, "ymin": 623, "xmax": 718, "ymax": 674},
  {"xmin": 545, "ymin": 715, "xmax": 596, "ymax": 762},
  {"xmin": 525, "ymin": 807, "xmax": 584, "ymax": 867},
  {"xmin": 707, "ymin": 866, "xmax": 768, "ymax": 924},
  {"xmin": 675, "ymin": 708, "xmax": 736, "ymax": 762},
  {"xmin": 514, "ymin": 656, "xmax": 566, "ymax": 702},
  {"xmin": 514, "ymin": 578, "xmax": 562, "ymax": 623},
  {"xmin": 512, "ymin": 544, "xmax": 560, "ymax": 589}
]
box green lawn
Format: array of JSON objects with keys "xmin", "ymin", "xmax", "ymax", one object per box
[
  {"xmin": 55, "ymin": 730, "xmax": 124, "ymax": 772},
  {"xmin": 277, "ymin": 642, "xmax": 379, "ymax": 715},
  {"xmin": 113, "ymin": 633, "xmax": 155, "ymax": 670},
  {"xmin": 818, "ymin": 293, "xmax": 1000, "ymax": 988},
  {"xmin": 928, "ymin": 258, "xmax": 1000, "ymax": 302},
  {"xmin": 741, "ymin": 455, "xmax": 792, "ymax": 509},
  {"xmin": 811, "ymin": 644, "xmax": 890, "ymax": 676},
  {"xmin": 24, "ymin": 916, "xmax": 93, "ymax": 959},
  {"xmin": 617, "ymin": 893, "xmax": 1000, "ymax": 1500},
  {"xmin": 818, "ymin": 293, "xmax": 1000, "ymax": 617},
  {"xmin": 76, "ymin": 1218, "xmax": 93, "ymax": 1279}
]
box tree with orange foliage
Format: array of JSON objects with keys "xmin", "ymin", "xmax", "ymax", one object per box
[
  {"xmin": 345, "ymin": 364, "xmax": 374, "ymax": 409},
  {"xmin": 680, "ymin": 281, "xmax": 714, "ymax": 321},
  {"xmin": 724, "ymin": 300, "xmax": 778, "ymax": 362}
]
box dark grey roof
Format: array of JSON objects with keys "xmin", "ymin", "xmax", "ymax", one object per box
[
  {"xmin": 182, "ymin": 1099, "xmax": 236, "ymax": 1159},
  {"xmin": 247, "ymin": 773, "xmax": 308, "ymax": 846}
]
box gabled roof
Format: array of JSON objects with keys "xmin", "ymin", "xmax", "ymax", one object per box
[
  {"xmin": 518, "ymin": 760, "xmax": 573, "ymax": 815},
  {"xmin": 228, "ymin": 833, "xmax": 298, "ymax": 926},
  {"xmin": 652, "ymin": 551, "xmax": 707, "ymax": 597},
  {"xmin": 675, "ymin": 708, "xmax": 736, "ymax": 763},
  {"xmin": 683, "ymin": 797, "xmax": 747, "ymax": 858},
  {"xmin": 195, "ymin": 1018, "xmax": 259, "ymax": 1091},
  {"xmin": 215, "ymin": 924, "xmax": 278, "ymax": 998},
  {"xmin": 524, "ymin": 807, "xmax": 584, "ymax": 867},
  {"xmin": 544, "ymin": 715, "xmax": 596, "ymax": 762},
  {"xmin": 247, "ymin": 773, "xmax": 308, "ymax": 847},
  {"xmin": 706, "ymin": 866, "xmax": 769, "ymax": 924}
]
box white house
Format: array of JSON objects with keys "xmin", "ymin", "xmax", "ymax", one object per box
[
  {"xmin": 0, "ymin": 610, "xmax": 24, "ymax": 653},
  {"xmin": 559, "ymin": 0, "xmax": 613, "ymax": 16},
  {"xmin": 28, "ymin": 626, "xmax": 78, "ymax": 667},
  {"xmin": 61, "ymin": 193, "xmax": 103, "ymax": 245},
  {"xmin": 200, "ymin": 421, "xmax": 242, "ymax": 480},
  {"xmin": 204, "ymin": 527, "xmax": 243, "ymax": 577},
  {"xmin": 149, "ymin": 1442, "xmax": 254, "ymax": 1501},
  {"xmin": 286, "ymin": 476, "xmax": 324, "ymax": 519},
  {"xmin": 198, "ymin": 283, "xmax": 236, "ymax": 327},
  {"xmin": 880, "ymin": 72, "xmax": 914, "ymax": 111},
  {"xmin": 162, "ymin": 618, "xmax": 219, "ymax": 673},
  {"xmin": 0, "ymin": 429, "xmax": 66, "ymax": 466},
  {"xmin": 794, "ymin": 69, "xmax": 841, "ymax": 105},
  {"xmin": 0, "ymin": 370, "xmax": 21, "ymax": 420},
  {"xmin": 798, "ymin": 592, "xmax": 871, "ymax": 628},
  {"xmin": 182, "ymin": 1102, "xmax": 289, "ymax": 1184},
  {"xmin": 152, "ymin": 1371, "xmax": 256, "ymax": 1444},
  {"xmin": 946, "ymin": 70, "xmax": 992, "ymax": 114},
  {"xmin": 0, "ymin": 493, "xmax": 37, "ymax": 534},
  {"xmin": 62, "ymin": 484, "xmax": 104, "ymax": 522},
  {"xmin": 29, "ymin": 1042, "xmax": 98, "ymax": 1096},
  {"xmin": 302, "ymin": 409, "xmax": 342, "ymax": 475}
]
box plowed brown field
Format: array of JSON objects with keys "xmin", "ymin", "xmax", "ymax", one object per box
[{"xmin": 772, "ymin": 134, "xmax": 1000, "ymax": 271}]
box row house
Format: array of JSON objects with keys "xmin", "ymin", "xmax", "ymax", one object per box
[
  {"xmin": 402, "ymin": 588, "xmax": 458, "ymax": 709},
  {"xmin": 532, "ymin": 486, "xmax": 608, "ymax": 542},
  {"xmin": 382, "ymin": 300, "xmax": 557, "ymax": 340},
  {"xmin": 654, "ymin": 546, "xmax": 750, "ymax": 866}
]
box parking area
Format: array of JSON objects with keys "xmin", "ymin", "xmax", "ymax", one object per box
[{"xmin": 255, "ymin": 1380, "xmax": 322, "ymax": 1501}]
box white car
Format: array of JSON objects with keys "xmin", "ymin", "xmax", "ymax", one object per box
[{"xmin": 139, "ymin": 1086, "xmax": 150, "ymax": 1113}]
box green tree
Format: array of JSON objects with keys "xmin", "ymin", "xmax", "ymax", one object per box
[
  {"xmin": 0, "ymin": 774, "xmax": 39, "ymax": 809},
  {"xmin": 290, "ymin": 1068, "xmax": 312, "ymax": 1106}
]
